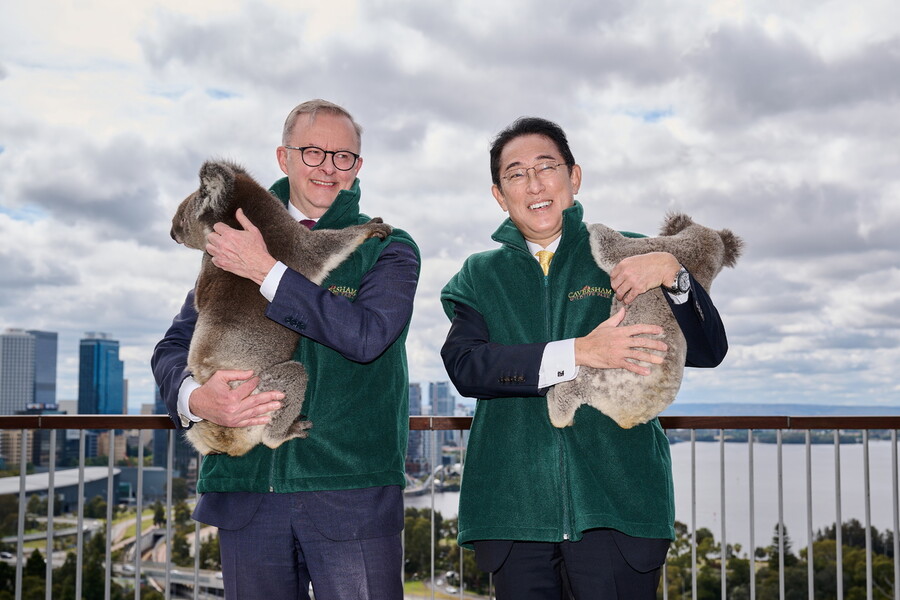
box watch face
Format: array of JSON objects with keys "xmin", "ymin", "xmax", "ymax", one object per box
[{"xmin": 678, "ymin": 270, "xmax": 690, "ymax": 292}]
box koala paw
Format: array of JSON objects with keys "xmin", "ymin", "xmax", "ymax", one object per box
[
  {"xmin": 289, "ymin": 418, "xmax": 314, "ymax": 439},
  {"xmin": 366, "ymin": 217, "xmax": 393, "ymax": 239}
]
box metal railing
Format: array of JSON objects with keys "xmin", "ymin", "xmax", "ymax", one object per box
[{"xmin": 1, "ymin": 415, "xmax": 898, "ymax": 599}]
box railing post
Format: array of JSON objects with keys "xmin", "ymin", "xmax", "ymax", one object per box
[
  {"xmin": 15, "ymin": 430, "xmax": 26, "ymax": 600},
  {"xmin": 105, "ymin": 429, "xmax": 115, "ymax": 600},
  {"xmin": 806, "ymin": 430, "xmax": 814, "ymax": 600},
  {"xmin": 430, "ymin": 419, "xmax": 436, "ymax": 600},
  {"xmin": 76, "ymin": 429, "xmax": 85, "ymax": 600},
  {"xmin": 691, "ymin": 429, "xmax": 697, "ymax": 599},
  {"xmin": 193, "ymin": 448, "xmax": 203, "ymax": 600},
  {"xmin": 892, "ymin": 429, "xmax": 899, "ymax": 600},
  {"xmin": 863, "ymin": 430, "xmax": 872, "ymax": 600},
  {"xmin": 720, "ymin": 428, "xmax": 727, "ymax": 599},
  {"xmin": 45, "ymin": 431, "xmax": 56, "ymax": 600},
  {"xmin": 835, "ymin": 429, "xmax": 844, "ymax": 600},
  {"xmin": 777, "ymin": 429, "xmax": 784, "ymax": 600},
  {"xmin": 749, "ymin": 428, "xmax": 756, "ymax": 600},
  {"xmin": 166, "ymin": 430, "xmax": 174, "ymax": 600},
  {"xmin": 135, "ymin": 434, "xmax": 144, "ymax": 599}
]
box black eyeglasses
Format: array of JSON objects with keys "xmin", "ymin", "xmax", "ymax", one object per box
[{"xmin": 284, "ymin": 145, "xmax": 360, "ymax": 171}]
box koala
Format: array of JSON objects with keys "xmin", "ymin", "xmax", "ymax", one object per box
[
  {"xmin": 547, "ymin": 213, "xmax": 742, "ymax": 429},
  {"xmin": 171, "ymin": 159, "xmax": 392, "ymax": 456}
]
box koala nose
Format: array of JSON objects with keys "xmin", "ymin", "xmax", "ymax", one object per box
[{"xmin": 171, "ymin": 228, "xmax": 183, "ymax": 244}]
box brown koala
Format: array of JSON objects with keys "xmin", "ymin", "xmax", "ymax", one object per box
[
  {"xmin": 171, "ymin": 159, "xmax": 392, "ymax": 456},
  {"xmin": 547, "ymin": 213, "xmax": 742, "ymax": 429}
]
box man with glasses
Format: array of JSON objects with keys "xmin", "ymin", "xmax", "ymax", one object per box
[
  {"xmin": 440, "ymin": 117, "xmax": 728, "ymax": 598},
  {"xmin": 153, "ymin": 99, "xmax": 419, "ymax": 599}
]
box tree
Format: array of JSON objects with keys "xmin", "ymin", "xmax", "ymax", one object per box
[
  {"xmin": 169, "ymin": 478, "xmax": 190, "ymax": 503},
  {"xmin": 152, "ymin": 501, "xmax": 166, "ymax": 527},
  {"xmin": 171, "ymin": 531, "xmax": 192, "ymax": 567},
  {"xmin": 0, "ymin": 497, "xmax": 18, "ymax": 537},
  {"xmin": 173, "ymin": 500, "xmax": 192, "ymax": 528},
  {"xmin": 83, "ymin": 495, "xmax": 107, "ymax": 519},
  {"xmin": 766, "ymin": 524, "xmax": 798, "ymax": 569},
  {"xmin": 199, "ymin": 533, "xmax": 221, "ymax": 571}
]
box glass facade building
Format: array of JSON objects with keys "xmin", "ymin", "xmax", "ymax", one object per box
[
  {"xmin": 0, "ymin": 329, "xmax": 34, "ymax": 415},
  {"xmin": 78, "ymin": 332, "xmax": 125, "ymax": 415}
]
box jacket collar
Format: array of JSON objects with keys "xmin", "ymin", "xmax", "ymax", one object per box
[
  {"xmin": 491, "ymin": 200, "xmax": 585, "ymax": 253},
  {"xmin": 268, "ymin": 177, "xmax": 362, "ymax": 230}
]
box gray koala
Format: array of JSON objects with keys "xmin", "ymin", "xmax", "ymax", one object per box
[
  {"xmin": 547, "ymin": 213, "xmax": 742, "ymax": 429},
  {"xmin": 171, "ymin": 159, "xmax": 392, "ymax": 456}
]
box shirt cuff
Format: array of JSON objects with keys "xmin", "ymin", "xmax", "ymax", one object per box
[
  {"xmin": 260, "ymin": 261, "xmax": 288, "ymax": 301},
  {"xmin": 539, "ymin": 339, "xmax": 579, "ymax": 388},
  {"xmin": 664, "ymin": 286, "xmax": 690, "ymax": 305},
  {"xmin": 177, "ymin": 376, "xmax": 204, "ymax": 425}
]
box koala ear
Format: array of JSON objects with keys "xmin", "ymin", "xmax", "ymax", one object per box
[
  {"xmin": 660, "ymin": 212, "xmax": 694, "ymax": 237},
  {"xmin": 197, "ymin": 161, "xmax": 236, "ymax": 220},
  {"xmin": 718, "ymin": 228, "xmax": 744, "ymax": 268}
]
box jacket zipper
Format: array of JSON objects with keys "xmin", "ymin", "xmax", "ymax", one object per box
[
  {"xmin": 542, "ymin": 262, "xmax": 573, "ymax": 540},
  {"xmin": 268, "ymin": 448, "xmax": 277, "ymax": 492}
]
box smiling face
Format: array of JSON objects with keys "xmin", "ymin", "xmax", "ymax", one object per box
[
  {"xmin": 276, "ymin": 111, "xmax": 363, "ymax": 218},
  {"xmin": 491, "ymin": 134, "xmax": 582, "ymax": 247}
]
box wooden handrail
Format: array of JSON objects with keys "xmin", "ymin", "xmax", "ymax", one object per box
[{"xmin": 1, "ymin": 414, "xmax": 899, "ymax": 431}]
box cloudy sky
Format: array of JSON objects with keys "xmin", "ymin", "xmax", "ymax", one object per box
[{"xmin": 1, "ymin": 0, "xmax": 898, "ymax": 413}]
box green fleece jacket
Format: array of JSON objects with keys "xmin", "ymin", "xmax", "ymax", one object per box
[
  {"xmin": 441, "ymin": 202, "xmax": 675, "ymax": 545},
  {"xmin": 197, "ymin": 178, "xmax": 418, "ymax": 493}
]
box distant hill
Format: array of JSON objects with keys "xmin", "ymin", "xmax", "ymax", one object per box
[{"xmin": 662, "ymin": 403, "xmax": 900, "ymax": 416}]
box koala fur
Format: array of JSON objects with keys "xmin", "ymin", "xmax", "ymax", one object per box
[
  {"xmin": 171, "ymin": 159, "xmax": 392, "ymax": 456},
  {"xmin": 547, "ymin": 213, "xmax": 742, "ymax": 429}
]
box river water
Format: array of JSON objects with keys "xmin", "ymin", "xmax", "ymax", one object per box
[{"xmin": 405, "ymin": 439, "xmax": 899, "ymax": 554}]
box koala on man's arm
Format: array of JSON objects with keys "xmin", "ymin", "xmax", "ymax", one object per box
[
  {"xmin": 170, "ymin": 160, "xmax": 392, "ymax": 456},
  {"xmin": 547, "ymin": 212, "xmax": 742, "ymax": 430}
]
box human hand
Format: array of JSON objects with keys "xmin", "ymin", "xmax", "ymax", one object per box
[
  {"xmin": 206, "ymin": 208, "xmax": 277, "ymax": 285},
  {"xmin": 188, "ymin": 369, "xmax": 284, "ymax": 427},
  {"xmin": 573, "ymin": 308, "xmax": 668, "ymax": 376},
  {"xmin": 609, "ymin": 252, "xmax": 681, "ymax": 304}
]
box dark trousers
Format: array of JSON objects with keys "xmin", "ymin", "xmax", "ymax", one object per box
[
  {"xmin": 195, "ymin": 487, "xmax": 404, "ymax": 600},
  {"xmin": 475, "ymin": 529, "xmax": 670, "ymax": 600}
]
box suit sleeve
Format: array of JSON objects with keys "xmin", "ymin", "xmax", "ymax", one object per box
[
  {"xmin": 441, "ymin": 301, "xmax": 547, "ymax": 399},
  {"xmin": 265, "ymin": 241, "xmax": 419, "ymax": 363},
  {"xmin": 665, "ymin": 273, "xmax": 728, "ymax": 368},
  {"xmin": 151, "ymin": 290, "xmax": 196, "ymax": 428}
]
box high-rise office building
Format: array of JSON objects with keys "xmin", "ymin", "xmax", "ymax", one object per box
[
  {"xmin": 78, "ymin": 332, "xmax": 125, "ymax": 415},
  {"xmin": 0, "ymin": 329, "xmax": 35, "ymax": 415},
  {"xmin": 429, "ymin": 381, "xmax": 456, "ymax": 447},
  {"xmin": 27, "ymin": 330, "xmax": 57, "ymax": 406},
  {"xmin": 429, "ymin": 381, "xmax": 453, "ymax": 416}
]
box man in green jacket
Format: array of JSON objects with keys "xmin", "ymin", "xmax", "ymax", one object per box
[
  {"xmin": 153, "ymin": 99, "xmax": 419, "ymax": 599},
  {"xmin": 441, "ymin": 116, "xmax": 728, "ymax": 599}
]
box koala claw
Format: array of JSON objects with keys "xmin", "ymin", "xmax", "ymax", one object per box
[
  {"xmin": 289, "ymin": 419, "xmax": 314, "ymax": 439},
  {"xmin": 366, "ymin": 217, "xmax": 393, "ymax": 239}
]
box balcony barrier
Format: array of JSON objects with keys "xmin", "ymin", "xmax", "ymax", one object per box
[{"xmin": 0, "ymin": 414, "xmax": 898, "ymax": 599}]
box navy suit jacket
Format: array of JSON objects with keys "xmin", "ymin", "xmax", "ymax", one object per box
[{"xmin": 151, "ymin": 241, "xmax": 418, "ymax": 534}]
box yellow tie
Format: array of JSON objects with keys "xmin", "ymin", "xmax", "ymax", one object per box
[{"xmin": 536, "ymin": 250, "xmax": 554, "ymax": 276}]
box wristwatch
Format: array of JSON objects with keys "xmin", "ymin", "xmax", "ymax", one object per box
[{"xmin": 667, "ymin": 266, "xmax": 690, "ymax": 294}]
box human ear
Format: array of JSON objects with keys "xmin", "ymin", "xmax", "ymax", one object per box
[
  {"xmin": 276, "ymin": 146, "xmax": 289, "ymax": 175},
  {"xmin": 569, "ymin": 164, "xmax": 582, "ymax": 195},
  {"xmin": 491, "ymin": 184, "xmax": 508, "ymax": 212}
]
